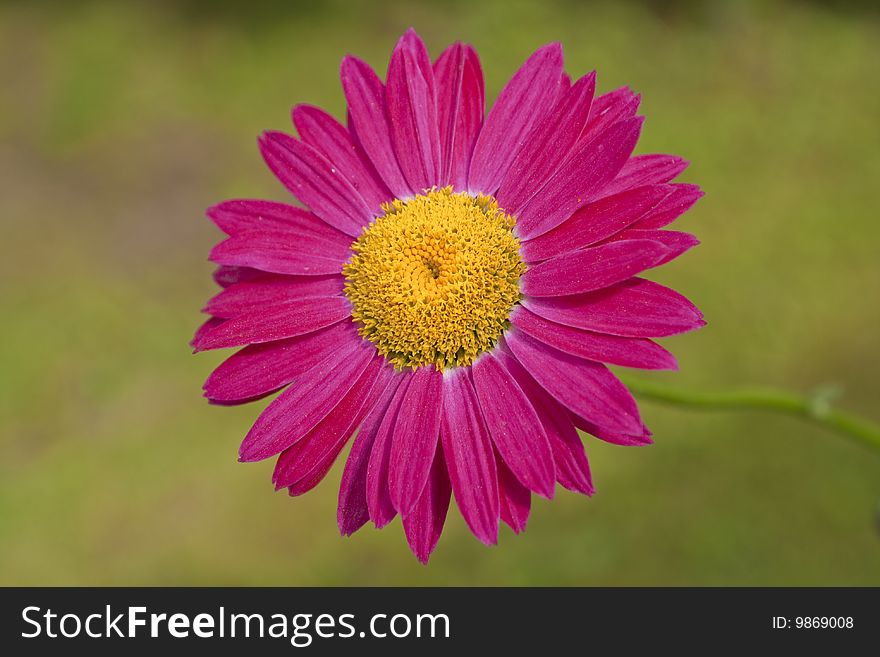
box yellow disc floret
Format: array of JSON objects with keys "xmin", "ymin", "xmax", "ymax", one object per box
[{"xmin": 343, "ymin": 187, "xmax": 525, "ymax": 370}]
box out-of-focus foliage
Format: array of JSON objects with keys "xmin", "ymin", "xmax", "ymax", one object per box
[{"xmin": 1, "ymin": 0, "xmax": 878, "ymax": 585}]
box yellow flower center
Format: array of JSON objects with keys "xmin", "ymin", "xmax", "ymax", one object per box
[{"xmin": 344, "ymin": 187, "xmax": 525, "ymax": 370}]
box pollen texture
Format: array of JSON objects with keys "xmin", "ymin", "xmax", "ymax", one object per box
[{"xmin": 343, "ymin": 187, "xmax": 525, "ymax": 370}]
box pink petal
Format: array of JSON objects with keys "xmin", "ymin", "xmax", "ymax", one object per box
[
  {"xmin": 192, "ymin": 295, "xmax": 352, "ymax": 351},
  {"xmin": 203, "ymin": 320, "xmax": 356, "ymax": 403},
  {"xmin": 523, "ymin": 277, "xmax": 705, "ymax": 338},
  {"xmin": 238, "ymin": 337, "xmax": 374, "ymax": 462},
  {"xmin": 386, "ymin": 29, "xmax": 442, "ymax": 192},
  {"xmin": 472, "ymin": 353, "xmax": 555, "ymax": 498},
  {"xmin": 503, "ymin": 329, "xmax": 643, "ymax": 435},
  {"xmin": 632, "ymin": 183, "xmax": 704, "ymax": 229},
  {"xmin": 388, "ymin": 366, "xmax": 443, "ymax": 516},
  {"xmin": 285, "ymin": 460, "xmax": 337, "ymax": 497},
  {"xmin": 605, "ymin": 228, "xmax": 699, "ymax": 265},
  {"xmin": 599, "ymin": 154, "xmax": 689, "ymax": 199},
  {"xmin": 519, "ymin": 184, "xmax": 673, "ymax": 263},
  {"xmin": 510, "ymin": 306, "xmax": 677, "ymax": 371},
  {"xmin": 547, "ymin": 418, "xmax": 594, "ymax": 495},
  {"xmin": 520, "ymin": 239, "xmax": 671, "ymax": 297},
  {"xmin": 207, "ymin": 199, "xmax": 351, "ymax": 246},
  {"xmin": 496, "ymin": 72, "xmax": 596, "ymax": 214},
  {"xmin": 556, "ymin": 72, "xmax": 572, "ymax": 100},
  {"xmin": 212, "ymin": 265, "xmax": 263, "ymax": 288},
  {"xmin": 515, "ymin": 117, "xmax": 644, "ymax": 239},
  {"xmin": 292, "ymin": 105, "xmax": 393, "ymax": 214},
  {"xmin": 572, "ymin": 413, "xmax": 653, "ymax": 447},
  {"xmin": 337, "ymin": 376, "xmax": 405, "ymax": 536},
  {"xmin": 209, "ymin": 233, "xmax": 347, "ymax": 276},
  {"xmin": 494, "ymin": 350, "xmax": 593, "ymax": 495},
  {"xmin": 433, "ymin": 42, "xmax": 484, "ymax": 190},
  {"xmin": 467, "ymin": 43, "xmax": 564, "ymax": 195},
  {"xmin": 203, "ymin": 275, "xmax": 344, "ymax": 318},
  {"xmin": 440, "ymin": 368, "xmax": 499, "ymax": 545},
  {"xmin": 367, "ymin": 374, "xmax": 413, "ymax": 528},
  {"xmin": 402, "ymin": 444, "xmax": 452, "ymax": 564},
  {"xmin": 497, "ymin": 455, "xmax": 531, "ymax": 534},
  {"xmin": 191, "ymin": 317, "xmax": 225, "ymax": 349},
  {"xmin": 273, "ymin": 356, "xmax": 394, "ymax": 490},
  {"xmin": 341, "ymin": 56, "xmax": 412, "ymax": 199},
  {"xmin": 258, "ymin": 131, "xmax": 373, "ymax": 237},
  {"xmin": 579, "ymin": 86, "xmax": 640, "ymax": 146}
]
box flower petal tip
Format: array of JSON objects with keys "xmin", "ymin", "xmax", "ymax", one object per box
[
  {"xmin": 238, "ymin": 444, "xmax": 262, "ymax": 463},
  {"xmin": 537, "ymin": 487, "xmax": 555, "ymax": 501},
  {"xmin": 411, "ymin": 548, "xmax": 435, "ymax": 565},
  {"xmin": 471, "ymin": 526, "xmax": 500, "ymax": 547},
  {"xmin": 372, "ymin": 517, "xmax": 394, "ymax": 530},
  {"xmin": 540, "ymin": 41, "xmax": 563, "ymax": 59}
]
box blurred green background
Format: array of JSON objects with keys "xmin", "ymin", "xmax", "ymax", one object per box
[{"xmin": 2, "ymin": 0, "xmax": 879, "ymax": 585}]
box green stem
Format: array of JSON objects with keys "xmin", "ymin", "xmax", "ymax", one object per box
[{"xmin": 618, "ymin": 377, "xmax": 880, "ymax": 452}]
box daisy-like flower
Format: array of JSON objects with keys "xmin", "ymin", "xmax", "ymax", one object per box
[{"xmin": 194, "ymin": 29, "xmax": 704, "ymax": 563}]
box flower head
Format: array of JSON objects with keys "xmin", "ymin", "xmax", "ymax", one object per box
[{"xmin": 194, "ymin": 29, "xmax": 704, "ymax": 563}]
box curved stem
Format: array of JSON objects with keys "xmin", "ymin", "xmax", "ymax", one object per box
[{"xmin": 618, "ymin": 376, "xmax": 880, "ymax": 452}]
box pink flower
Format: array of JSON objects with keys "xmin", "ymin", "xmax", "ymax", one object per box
[{"xmin": 195, "ymin": 29, "xmax": 704, "ymax": 563}]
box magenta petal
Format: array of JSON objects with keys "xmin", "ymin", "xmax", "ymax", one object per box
[
  {"xmin": 292, "ymin": 105, "xmax": 393, "ymax": 214},
  {"xmin": 503, "ymin": 329, "xmax": 643, "ymax": 435},
  {"xmin": 337, "ymin": 376, "xmax": 405, "ymax": 536},
  {"xmin": 341, "ymin": 56, "xmax": 412, "ymax": 199},
  {"xmin": 258, "ymin": 131, "xmax": 373, "ymax": 237},
  {"xmin": 386, "ymin": 29, "xmax": 442, "ymax": 192},
  {"xmin": 607, "ymin": 228, "xmax": 699, "ymax": 265},
  {"xmin": 285, "ymin": 459, "xmax": 336, "ymax": 497},
  {"xmin": 523, "ymin": 277, "xmax": 705, "ymax": 338},
  {"xmin": 273, "ymin": 356, "xmax": 393, "ymax": 490},
  {"xmin": 579, "ymin": 86, "xmax": 640, "ymax": 146},
  {"xmin": 553, "ymin": 75, "xmax": 572, "ymax": 117},
  {"xmin": 191, "ymin": 317, "xmax": 225, "ymax": 349},
  {"xmin": 203, "ymin": 320, "xmax": 355, "ymax": 403},
  {"xmin": 207, "ymin": 199, "xmax": 351, "ymax": 246},
  {"xmin": 572, "ymin": 413, "xmax": 653, "ymax": 447},
  {"xmin": 520, "ymin": 185, "xmax": 673, "ymax": 262},
  {"xmin": 546, "ymin": 414, "xmax": 594, "ymax": 495},
  {"xmin": 440, "ymin": 368, "xmax": 499, "ymax": 545},
  {"xmin": 494, "ymin": 350, "xmax": 594, "ymax": 496},
  {"xmin": 192, "ymin": 295, "xmax": 352, "ymax": 351},
  {"xmin": 387, "ymin": 366, "xmax": 443, "ymax": 516},
  {"xmin": 203, "ymin": 275, "xmax": 344, "ymax": 318},
  {"xmin": 433, "ymin": 42, "xmax": 484, "ymax": 190},
  {"xmin": 367, "ymin": 374, "xmax": 412, "ymax": 528},
  {"xmin": 496, "ymin": 72, "xmax": 596, "ymax": 214},
  {"xmin": 516, "ymin": 117, "xmax": 644, "ymax": 239},
  {"xmin": 402, "ymin": 444, "xmax": 452, "ymax": 564},
  {"xmin": 633, "ymin": 183, "xmax": 704, "ymax": 229},
  {"xmin": 599, "ymin": 154, "xmax": 689, "ymax": 199},
  {"xmin": 238, "ymin": 337, "xmax": 373, "ymax": 462},
  {"xmin": 467, "ymin": 43, "xmax": 564, "ymax": 195},
  {"xmin": 498, "ymin": 455, "xmax": 531, "ymax": 534},
  {"xmin": 209, "ymin": 233, "xmax": 347, "ymax": 276},
  {"xmin": 212, "ymin": 265, "xmax": 262, "ymax": 288},
  {"xmin": 472, "ymin": 353, "xmax": 555, "ymax": 498},
  {"xmin": 510, "ymin": 306, "xmax": 677, "ymax": 371},
  {"xmin": 521, "ymin": 239, "xmax": 670, "ymax": 297}
]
